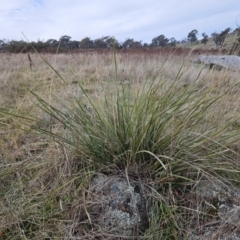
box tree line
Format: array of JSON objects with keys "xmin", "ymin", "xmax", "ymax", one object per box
[
  {"xmin": 0, "ymin": 35, "xmax": 177, "ymax": 53},
  {"xmin": 0, "ymin": 27, "xmax": 239, "ymax": 53}
]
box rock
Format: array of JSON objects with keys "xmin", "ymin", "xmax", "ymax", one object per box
[
  {"xmin": 225, "ymin": 205, "xmax": 240, "ymax": 227},
  {"xmin": 188, "ymin": 226, "xmax": 240, "ymax": 240},
  {"xmin": 194, "ymin": 179, "xmax": 238, "ymax": 202},
  {"xmin": 87, "ymin": 173, "xmax": 149, "ymax": 238},
  {"xmin": 194, "ymin": 55, "xmax": 240, "ymax": 71},
  {"xmin": 36, "ymin": 113, "xmax": 58, "ymax": 129},
  {"xmin": 82, "ymin": 104, "xmax": 93, "ymax": 116},
  {"xmin": 188, "ymin": 179, "xmax": 240, "ymax": 240}
]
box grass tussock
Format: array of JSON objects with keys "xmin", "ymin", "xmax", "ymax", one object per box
[{"xmin": 0, "ymin": 51, "xmax": 240, "ymax": 239}]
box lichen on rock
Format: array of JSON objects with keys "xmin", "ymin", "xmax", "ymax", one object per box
[{"xmin": 87, "ymin": 173, "xmax": 149, "ymax": 238}]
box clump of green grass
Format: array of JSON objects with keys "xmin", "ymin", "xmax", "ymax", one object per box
[
  {"xmin": 23, "ymin": 74, "xmax": 240, "ymax": 237},
  {"xmin": 1, "ymin": 52, "xmax": 240, "ymax": 239},
  {"xmin": 32, "ymin": 77, "xmax": 237, "ymax": 167}
]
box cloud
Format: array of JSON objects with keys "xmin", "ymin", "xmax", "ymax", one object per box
[{"xmin": 0, "ymin": 0, "xmax": 239, "ymax": 43}]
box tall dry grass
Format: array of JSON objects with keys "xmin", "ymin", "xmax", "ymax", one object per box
[{"xmin": 0, "ymin": 51, "xmax": 240, "ymax": 239}]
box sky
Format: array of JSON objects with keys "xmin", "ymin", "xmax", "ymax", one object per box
[{"xmin": 1, "ymin": 0, "xmax": 240, "ymax": 44}]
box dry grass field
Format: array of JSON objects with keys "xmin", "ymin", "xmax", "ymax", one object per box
[{"xmin": 1, "ymin": 49, "xmax": 240, "ymax": 239}]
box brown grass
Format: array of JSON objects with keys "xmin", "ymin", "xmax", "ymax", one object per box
[{"xmin": 0, "ymin": 50, "xmax": 240, "ymax": 239}]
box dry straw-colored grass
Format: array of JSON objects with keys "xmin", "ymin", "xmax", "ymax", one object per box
[{"xmin": 1, "ymin": 51, "xmax": 240, "ymax": 239}]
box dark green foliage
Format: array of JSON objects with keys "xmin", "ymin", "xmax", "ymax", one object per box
[
  {"xmin": 187, "ymin": 29, "xmax": 198, "ymax": 44},
  {"xmin": 201, "ymin": 33, "xmax": 208, "ymax": 45},
  {"xmin": 212, "ymin": 27, "xmax": 231, "ymax": 47},
  {"xmin": 151, "ymin": 35, "xmax": 169, "ymax": 47},
  {"xmin": 122, "ymin": 38, "xmax": 142, "ymax": 48}
]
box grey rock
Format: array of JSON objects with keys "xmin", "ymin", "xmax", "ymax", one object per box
[
  {"xmin": 225, "ymin": 206, "xmax": 240, "ymax": 227},
  {"xmin": 83, "ymin": 104, "xmax": 93, "ymax": 116},
  {"xmin": 188, "ymin": 226, "xmax": 240, "ymax": 240},
  {"xmin": 218, "ymin": 204, "xmax": 231, "ymax": 218},
  {"xmin": 87, "ymin": 173, "xmax": 149, "ymax": 238},
  {"xmin": 194, "ymin": 180, "xmax": 237, "ymax": 202},
  {"xmin": 189, "ymin": 179, "xmax": 240, "ymax": 240},
  {"xmin": 194, "ymin": 55, "xmax": 240, "ymax": 71},
  {"xmin": 35, "ymin": 113, "xmax": 58, "ymax": 129}
]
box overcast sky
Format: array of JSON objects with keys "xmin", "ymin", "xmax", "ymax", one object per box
[{"xmin": 1, "ymin": 0, "xmax": 240, "ymax": 43}]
